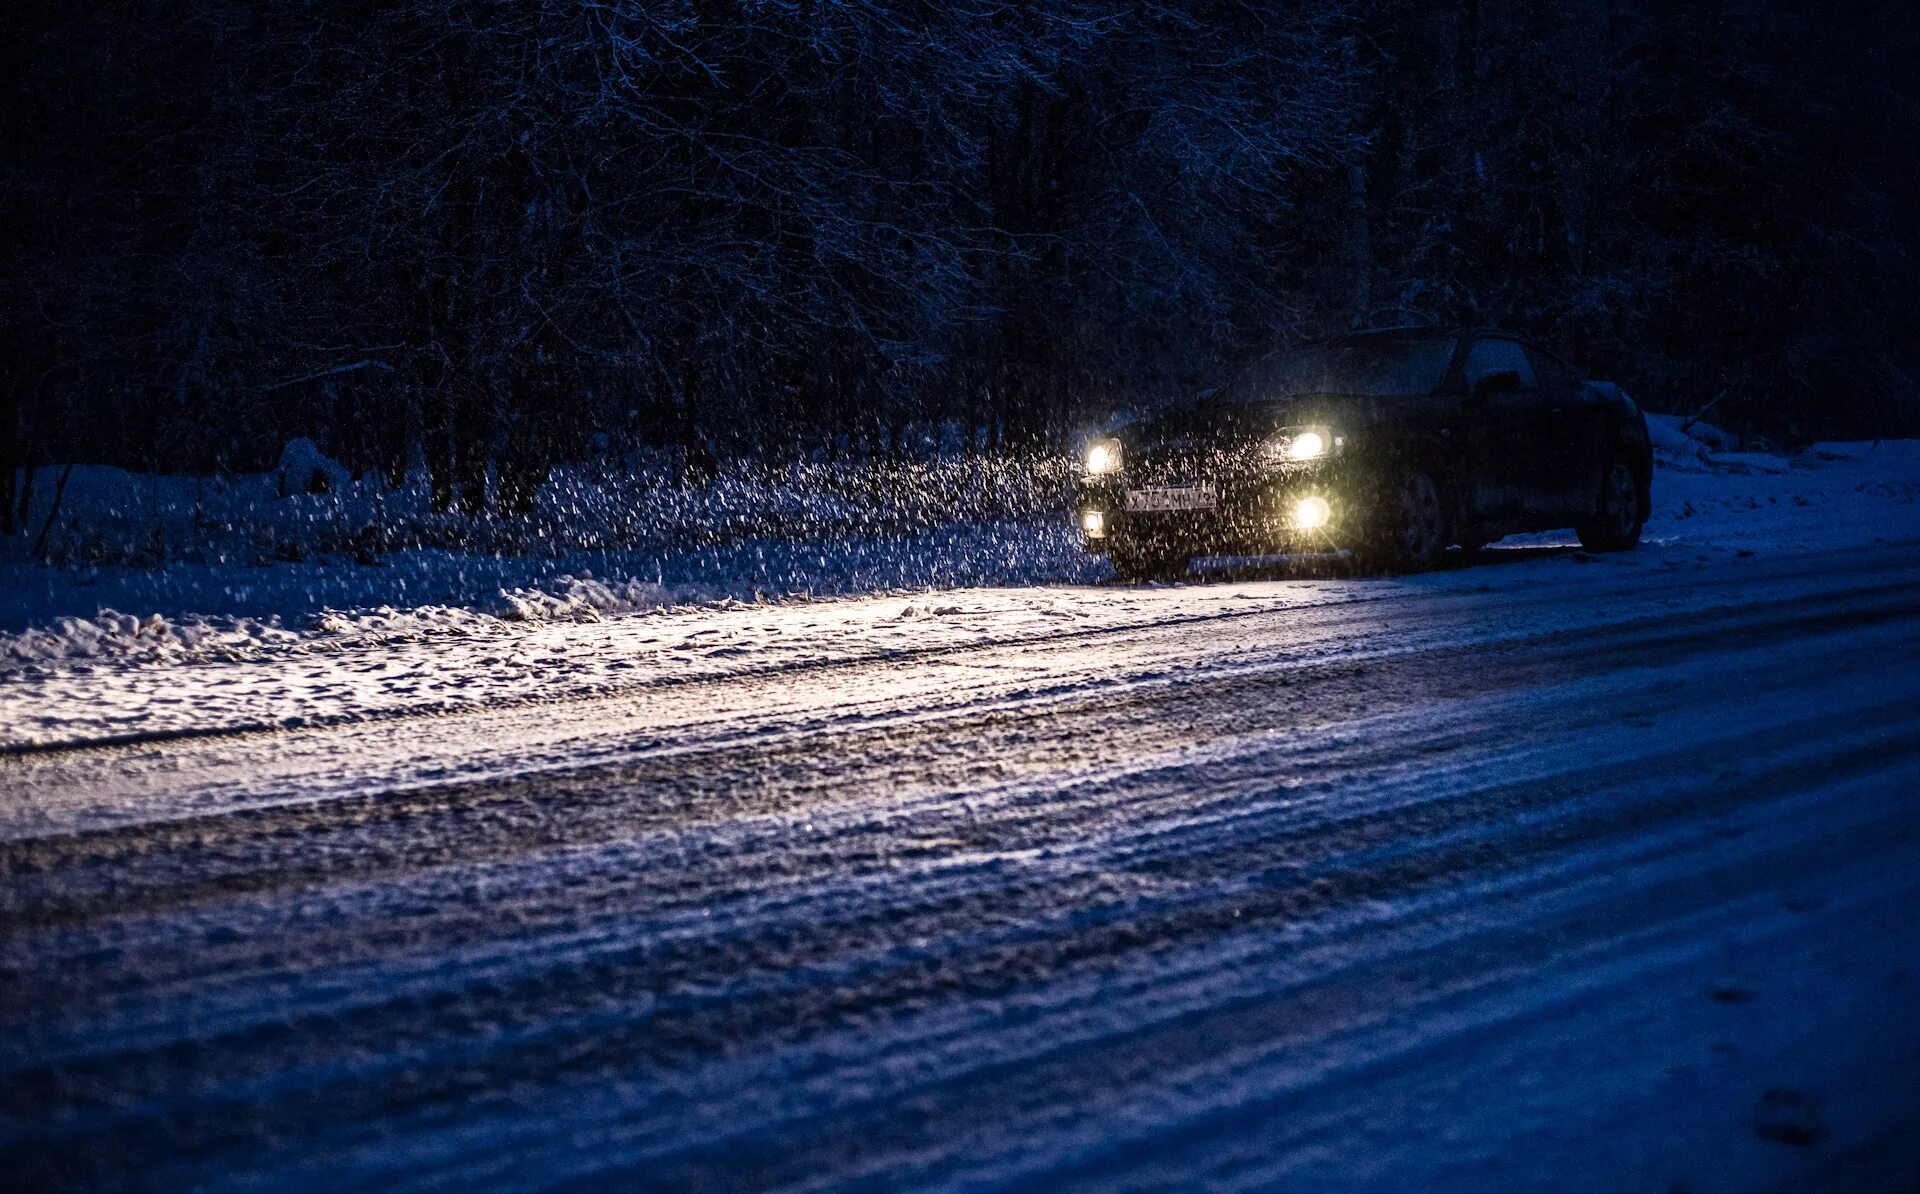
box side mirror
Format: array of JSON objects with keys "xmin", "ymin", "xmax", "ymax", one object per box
[{"xmin": 1471, "ymin": 369, "xmax": 1521, "ymax": 401}]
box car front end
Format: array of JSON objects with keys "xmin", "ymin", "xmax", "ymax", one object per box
[{"xmin": 1074, "ymin": 420, "xmax": 1370, "ymax": 561}]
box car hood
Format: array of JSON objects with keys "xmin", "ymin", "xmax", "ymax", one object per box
[{"xmin": 1120, "ymin": 394, "xmax": 1384, "ymax": 455}]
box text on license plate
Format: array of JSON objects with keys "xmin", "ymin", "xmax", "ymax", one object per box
[{"xmin": 1125, "ymin": 483, "xmax": 1216, "ymax": 513}]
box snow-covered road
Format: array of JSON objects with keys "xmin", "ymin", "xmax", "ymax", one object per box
[{"xmin": 4, "ymin": 537, "xmax": 1920, "ymax": 1190}]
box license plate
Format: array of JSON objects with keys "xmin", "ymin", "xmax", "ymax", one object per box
[{"xmin": 1125, "ymin": 482, "xmax": 1216, "ymax": 513}]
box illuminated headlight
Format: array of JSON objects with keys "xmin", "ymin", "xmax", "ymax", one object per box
[
  {"xmin": 1081, "ymin": 510, "xmax": 1106, "ymax": 538},
  {"xmin": 1084, "ymin": 439, "xmax": 1123, "ymax": 476},
  {"xmin": 1282, "ymin": 430, "xmax": 1325, "ymax": 461},
  {"xmin": 1291, "ymin": 495, "xmax": 1332, "ymax": 531},
  {"xmin": 1268, "ymin": 427, "xmax": 1341, "ymax": 463}
]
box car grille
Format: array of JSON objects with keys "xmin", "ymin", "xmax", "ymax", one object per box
[{"xmin": 1131, "ymin": 449, "xmax": 1239, "ymax": 486}]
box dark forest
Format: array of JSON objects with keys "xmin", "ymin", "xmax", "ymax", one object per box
[{"xmin": 4, "ymin": 0, "xmax": 1915, "ymax": 520}]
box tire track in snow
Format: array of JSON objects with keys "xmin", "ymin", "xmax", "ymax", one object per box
[
  {"xmin": 6, "ymin": 540, "xmax": 1918, "ymax": 845},
  {"xmin": 10, "ymin": 537, "xmax": 1906, "ymax": 761},
  {"xmin": 1, "ymin": 571, "xmax": 1910, "ymax": 964},
  {"xmin": 3, "ymin": 583, "xmax": 1911, "ymax": 1020},
  {"xmin": 3, "ymin": 587, "xmax": 1920, "ymax": 1190},
  {"xmin": 94, "ymin": 722, "xmax": 1920, "ymax": 1193}
]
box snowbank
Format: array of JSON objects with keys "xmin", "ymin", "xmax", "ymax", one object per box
[
  {"xmin": 0, "ymin": 610, "xmax": 307, "ymax": 669},
  {"xmin": 1644, "ymin": 411, "xmax": 1741, "ymax": 470},
  {"xmin": 485, "ymin": 575, "xmax": 677, "ymax": 623},
  {"xmin": 276, "ymin": 438, "xmax": 353, "ymax": 498},
  {"xmin": 1645, "ymin": 413, "xmax": 1711, "ymax": 468},
  {"xmin": 1, "ymin": 448, "xmax": 1096, "ymax": 668}
]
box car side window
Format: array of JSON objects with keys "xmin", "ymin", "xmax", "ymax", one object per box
[
  {"xmin": 1525, "ymin": 347, "xmax": 1579, "ymax": 395},
  {"xmin": 1464, "ymin": 338, "xmax": 1537, "ymax": 391}
]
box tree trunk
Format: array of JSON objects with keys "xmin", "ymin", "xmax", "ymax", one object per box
[
  {"xmin": 31, "ymin": 463, "xmax": 73, "ymax": 561},
  {"xmin": 16, "ymin": 463, "xmax": 35, "ymax": 530},
  {"xmin": 421, "ymin": 361, "xmax": 455, "ymax": 512},
  {"xmin": 0, "ymin": 376, "xmax": 17, "ymax": 535},
  {"xmin": 1345, "ymin": 158, "xmax": 1374, "ymax": 326},
  {"xmin": 454, "ymin": 386, "xmax": 490, "ymax": 518}
]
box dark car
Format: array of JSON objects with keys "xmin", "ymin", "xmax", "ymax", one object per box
[{"xmin": 1076, "ymin": 327, "xmax": 1652, "ymax": 580}]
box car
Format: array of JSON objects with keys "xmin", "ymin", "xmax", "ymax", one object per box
[{"xmin": 1075, "ymin": 327, "xmax": 1652, "ymax": 581}]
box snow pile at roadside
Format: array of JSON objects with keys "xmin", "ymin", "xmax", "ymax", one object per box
[
  {"xmin": 1644, "ymin": 411, "xmax": 1744, "ymax": 470},
  {"xmin": 485, "ymin": 574, "xmax": 680, "ymax": 623},
  {"xmin": 0, "ymin": 515, "xmax": 1098, "ymax": 671},
  {"xmin": 0, "ymin": 603, "xmax": 475, "ymax": 670},
  {"xmin": 0, "ymin": 444, "xmax": 1100, "ymax": 665},
  {"xmin": 1646, "ymin": 438, "xmax": 1920, "ymax": 554},
  {"xmin": 275, "ymin": 438, "xmax": 353, "ymax": 498},
  {"xmin": 0, "ymin": 610, "xmax": 309, "ymax": 669},
  {"xmin": 0, "ymin": 575, "xmax": 697, "ymax": 670},
  {"xmin": 1645, "ymin": 413, "xmax": 1714, "ymax": 468}
]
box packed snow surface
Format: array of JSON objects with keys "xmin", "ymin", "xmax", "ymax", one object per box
[{"xmin": 2, "ymin": 427, "xmax": 1919, "ymax": 1190}]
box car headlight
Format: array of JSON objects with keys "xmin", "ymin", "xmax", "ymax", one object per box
[
  {"xmin": 1282, "ymin": 430, "xmax": 1325, "ymax": 461},
  {"xmin": 1267, "ymin": 426, "xmax": 1341, "ymax": 464},
  {"xmin": 1084, "ymin": 439, "xmax": 1123, "ymax": 476}
]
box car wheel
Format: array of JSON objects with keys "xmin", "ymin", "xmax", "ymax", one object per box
[
  {"xmin": 1110, "ymin": 538, "xmax": 1190, "ymax": 583},
  {"xmin": 1576, "ymin": 459, "xmax": 1644, "ymax": 552},
  {"xmin": 1356, "ymin": 469, "xmax": 1447, "ymax": 573}
]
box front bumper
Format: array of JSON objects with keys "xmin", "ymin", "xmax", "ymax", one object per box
[{"xmin": 1075, "ymin": 466, "xmax": 1363, "ymax": 556}]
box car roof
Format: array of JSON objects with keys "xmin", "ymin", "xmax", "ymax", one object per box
[{"xmin": 1310, "ymin": 325, "xmax": 1576, "ymax": 369}]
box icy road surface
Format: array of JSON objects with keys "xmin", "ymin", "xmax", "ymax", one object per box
[{"xmin": 5, "ymin": 540, "xmax": 1920, "ymax": 1191}]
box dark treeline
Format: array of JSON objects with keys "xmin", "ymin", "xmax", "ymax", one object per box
[{"xmin": 4, "ymin": 0, "xmax": 1914, "ymax": 519}]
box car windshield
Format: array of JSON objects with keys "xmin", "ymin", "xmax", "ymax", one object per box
[{"xmin": 1224, "ymin": 337, "xmax": 1456, "ymax": 402}]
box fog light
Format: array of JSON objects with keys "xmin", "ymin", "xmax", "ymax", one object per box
[
  {"xmin": 1291, "ymin": 495, "xmax": 1331, "ymax": 531},
  {"xmin": 1081, "ymin": 510, "xmax": 1106, "ymax": 538}
]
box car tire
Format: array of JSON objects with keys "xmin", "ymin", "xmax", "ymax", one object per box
[
  {"xmin": 1354, "ymin": 469, "xmax": 1447, "ymax": 574},
  {"xmin": 1576, "ymin": 459, "xmax": 1645, "ymax": 552},
  {"xmin": 1110, "ymin": 539, "xmax": 1190, "ymax": 583}
]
